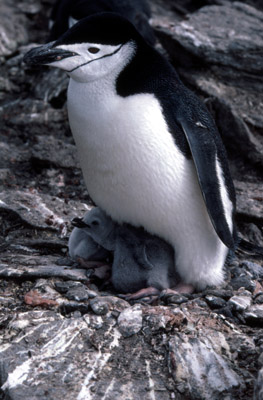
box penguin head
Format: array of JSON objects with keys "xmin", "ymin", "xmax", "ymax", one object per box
[
  {"xmin": 24, "ymin": 12, "xmax": 144, "ymax": 82},
  {"xmin": 72, "ymin": 208, "xmax": 115, "ymax": 243}
]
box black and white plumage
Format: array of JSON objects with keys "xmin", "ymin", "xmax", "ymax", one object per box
[
  {"xmin": 49, "ymin": 0, "xmax": 155, "ymax": 46},
  {"xmin": 69, "ymin": 207, "xmax": 177, "ymax": 293},
  {"xmin": 24, "ymin": 13, "xmax": 237, "ymax": 290}
]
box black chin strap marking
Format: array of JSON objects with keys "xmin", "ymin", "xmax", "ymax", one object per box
[{"xmin": 68, "ymin": 44, "xmax": 124, "ymax": 73}]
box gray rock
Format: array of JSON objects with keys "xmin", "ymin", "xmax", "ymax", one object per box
[
  {"xmin": 168, "ymin": 3, "xmax": 263, "ymax": 74},
  {"xmin": 55, "ymin": 281, "xmax": 98, "ymax": 299},
  {"xmin": 90, "ymin": 296, "xmax": 129, "ymax": 316},
  {"xmin": 242, "ymin": 261, "xmax": 263, "ymax": 280},
  {"xmin": 31, "ymin": 135, "xmax": 79, "ymax": 169},
  {"xmin": 239, "ymin": 224, "xmax": 263, "ymax": 247},
  {"xmin": 231, "ymin": 275, "xmax": 256, "ymax": 292},
  {"xmin": 0, "ymin": 310, "xmax": 122, "ymax": 399},
  {"xmin": 165, "ymin": 293, "xmax": 189, "ymax": 305},
  {"xmin": 118, "ymin": 305, "xmax": 143, "ymax": 337},
  {"xmin": 168, "ymin": 332, "xmax": 243, "ymax": 399},
  {"xmin": 0, "ymin": 1, "xmax": 28, "ymax": 57},
  {"xmin": 228, "ymin": 294, "xmax": 252, "ymax": 312},
  {"xmin": 204, "ymin": 289, "xmax": 233, "ymax": 300},
  {"xmin": 258, "ymin": 353, "xmax": 263, "ymax": 368},
  {"xmin": 206, "ymin": 295, "xmax": 227, "ymax": 309},
  {"xmin": 254, "ymin": 368, "xmax": 263, "ymax": 400},
  {"xmin": 235, "ymin": 181, "xmax": 263, "ymax": 223},
  {"xmin": 154, "ymin": 2, "xmax": 263, "ymax": 166},
  {"xmin": 0, "ymin": 189, "xmax": 89, "ymax": 234},
  {"xmin": 0, "ymin": 256, "xmax": 89, "ymax": 282},
  {"xmin": 65, "ymin": 286, "xmax": 91, "ymax": 302},
  {"xmin": 33, "ymin": 69, "xmax": 69, "ymax": 105},
  {"xmin": 243, "ymin": 305, "xmax": 263, "ymax": 326},
  {"xmin": 255, "ymin": 295, "xmax": 263, "ymax": 305}
]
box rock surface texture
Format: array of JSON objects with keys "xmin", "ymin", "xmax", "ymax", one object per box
[
  {"xmin": 154, "ymin": 2, "xmax": 263, "ymax": 168},
  {"xmin": 0, "ymin": 0, "xmax": 262, "ymax": 399}
]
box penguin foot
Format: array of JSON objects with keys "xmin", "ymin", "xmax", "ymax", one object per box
[
  {"xmin": 76, "ymin": 257, "xmax": 110, "ymax": 269},
  {"xmin": 76, "ymin": 257, "xmax": 111, "ymax": 280},
  {"xmin": 162, "ymin": 283, "xmax": 195, "ymax": 295},
  {"xmin": 119, "ymin": 286, "xmax": 160, "ymax": 301},
  {"xmin": 119, "ymin": 283, "xmax": 194, "ymax": 303}
]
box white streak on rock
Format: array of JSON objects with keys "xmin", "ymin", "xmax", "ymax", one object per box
[
  {"xmin": 77, "ymin": 325, "xmax": 121, "ymax": 400},
  {"xmin": 77, "ymin": 350, "xmax": 111, "ymax": 400},
  {"xmin": 1, "ymin": 359, "xmax": 31, "ymax": 390},
  {"xmin": 146, "ymin": 360, "xmax": 156, "ymax": 400},
  {"xmin": 101, "ymin": 378, "xmax": 116, "ymax": 400}
]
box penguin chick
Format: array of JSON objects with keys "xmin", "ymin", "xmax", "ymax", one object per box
[
  {"xmin": 49, "ymin": 0, "xmax": 155, "ymax": 46},
  {"xmin": 23, "ymin": 13, "xmax": 237, "ymax": 290},
  {"xmin": 68, "ymin": 213, "xmax": 111, "ymax": 261},
  {"xmin": 76, "ymin": 207, "xmax": 178, "ymax": 294},
  {"xmin": 112, "ymin": 225, "xmax": 178, "ymax": 294}
]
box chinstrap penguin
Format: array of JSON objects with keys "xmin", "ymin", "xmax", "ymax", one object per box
[
  {"xmin": 49, "ymin": 0, "xmax": 155, "ymax": 46},
  {"xmin": 23, "ymin": 13, "xmax": 237, "ymax": 291},
  {"xmin": 69, "ymin": 207, "xmax": 178, "ymax": 295}
]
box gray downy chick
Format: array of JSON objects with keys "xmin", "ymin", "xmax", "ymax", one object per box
[
  {"xmin": 77, "ymin": 207, "xmax": 178, "ymax": 294},
  {"xmin": 68, "ymin": 210, "xmax": 112, "ymax": 261}
]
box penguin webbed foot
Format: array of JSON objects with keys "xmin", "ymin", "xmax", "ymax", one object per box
[
  {"xmin": 118, "ymin": 283, "xmax": 195, "ymax": 303},
  {"xmin": 76, "ymin": 257, "xmax": 112, "ymax": 280},
  {"xmin": 76, "ymin": 257, "xmax": 110, "ymax": 269},
  {"xmin": 161, "ymin": 283, "xmax": 195, "ymax": 295},
  {"xmin": 118, "ymin": 286, "xmax": 160, "ymax": 303}
]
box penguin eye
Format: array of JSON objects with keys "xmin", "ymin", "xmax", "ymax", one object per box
[{"xmin": 88, "ymin": 47, "xmax": 100, "ymax": 54}]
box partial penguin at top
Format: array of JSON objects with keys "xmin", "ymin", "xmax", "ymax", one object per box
[
  {"xmin": 49, "ymin": 0, "xmax": 156, "ymax": 46},
  {"xmin": 24, "ymin": 12, "xmax": 237, "ymax": 291}
]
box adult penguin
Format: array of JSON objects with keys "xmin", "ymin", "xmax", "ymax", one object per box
[{"xmin": 24, "ymin": 13, "xmax": 237, "ymax": 291}]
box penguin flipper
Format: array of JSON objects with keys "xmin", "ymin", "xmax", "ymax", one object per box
[{"xmin": 178, "ymin": 117, "xmax": 234, "ymax": 250}]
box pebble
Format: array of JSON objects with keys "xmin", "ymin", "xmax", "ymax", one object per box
[
  {"xmin": 255, "ymin": 295, "xmax": 263, "ymax": 304},
  {"xmin": 258, "ymin": 353, "xmax": 263, "ymax": 367},
  {"xmin": 205, "ymin": 295, "xmax": 226, "ymax": 309},
  {"xmin": 118, "ymin": 305, "xmax": 143, "ymax": 337},
  {"xmin": 215, "ymin": 306, "xmax": 235, "ymax": 320},
  {"xmin": 65, "ymin": 287, "xmax": 90, "ymax": 302},
  {"xmin": 228, "ymin": 295, "xmax": 252, "ymax": 312},
  {"xmin": 241, "ymin": 261, "xmax": 263, "ymax": 280},
  {"xmin": 203, "ymin": 288, "xmax": 233, "ymax": 299},
  {"xmin": 166, "ymin": 294, "xmax": 188, "ymax": 305},
  {"xmin": 59, "ymin": 302, "xmax": 90, "ymax": 315},
  {"xmin": 243, "ymin": 305, "xmax": 263, "ymax": 327},
  {"xmin": 89, "ymin": 297, "xmax": 109, "ymax": 316},
  {"xmin": 54, "ymin": 281, "xmax": 82, "ymax": 294},
  {"xmin": 230, "ymin": 275, "xmax": 256, "ymax": 292},
  {"xmin": 254, "ymin": 368, "xmax": 263, "ymax": 400}
]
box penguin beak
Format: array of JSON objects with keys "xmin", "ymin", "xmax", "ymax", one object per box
[
  {"xmin": 23, "ymin": 42, "xmax": 77, "ymax": 66},
  {"xmin": 71, "ymin": 217, "xmax": 90, "ymax": 229}
]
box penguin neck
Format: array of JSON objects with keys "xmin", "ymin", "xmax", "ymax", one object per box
[{"xmin": 68, "ymin": 74, "xmax": 116, "ymax": 105}]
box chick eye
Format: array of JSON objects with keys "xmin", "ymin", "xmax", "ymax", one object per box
[{"xmin": 88, "ymin": 47, "xmax": 100, "ymax": 54}]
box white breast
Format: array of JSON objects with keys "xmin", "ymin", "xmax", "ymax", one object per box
[
  {"xmin": 68, "ymin": 78, "xmax": 187, "ymax": 228},
  {"xmin": 67, "ymin": 76, "xmax": 229, "ymax": 290}
]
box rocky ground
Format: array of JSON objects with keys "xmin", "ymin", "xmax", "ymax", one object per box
[{"xmin": 0, "ymin": 0, "xmax": 263, "ymax": 399}]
